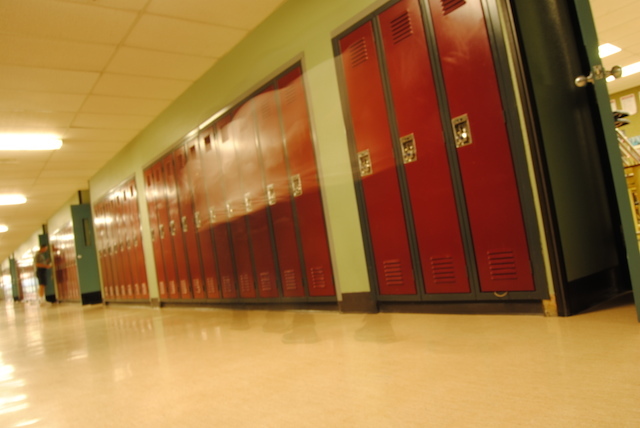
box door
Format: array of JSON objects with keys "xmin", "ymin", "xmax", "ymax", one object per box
[{"xmin": 71, "ymin": 204, "xmax": 103, "ymax": 305}]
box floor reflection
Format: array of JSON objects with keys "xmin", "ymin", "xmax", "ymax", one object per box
[
  {"xmin": 354, "ymin": 314, "xmax": 397, "ymax": 343},
  {"xmin": 281, "ymin": 312, "xmax": 319, "ymax": 344}
]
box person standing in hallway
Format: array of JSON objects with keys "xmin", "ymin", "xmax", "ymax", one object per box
[{"xmin": 34, "ymin": 245, "xmax": 51, "ymax": 303}]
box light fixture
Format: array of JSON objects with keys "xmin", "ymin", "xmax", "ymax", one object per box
[
  {"xmin": 0, "ymin": 225, "xmax": 7, "ymax": 233},
  {"xmin": 607, "ymin": 61, "xmax": 640, "ymax": 82},
  {"xmin": 0, "ymin": 194, "xmax": 27, "ymax": 205},
  {"xmin": 599, "ymin": 43, "xmax": 621, "ymax": 58},
  {"xmin": 0, "ymin": 134, "xmax": 62, "ymax": 151}
]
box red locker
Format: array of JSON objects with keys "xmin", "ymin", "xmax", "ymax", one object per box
[
  {"xmin": 151, "ymin": 161, "xmax": 181, "ymax": 299},
  {"xmin": 100, "ymin": 200, "xmax": 117, "ymax": 299},
  {"xmin": 218, "ymin": 111, "xmax": 259, "ymax": 298},
  {"xmin": 254, "ymin": 87, "xmax": 304, "ymax": 297},
  {"xmin": 185, "ymin": 137, "xmax": 221, "ymax": 299},
  {"xmin": 426, "ymin": 0, "xmax": 534, "ymax": 292},
  {"xmin": 276, "ymin": 67, "xmax": 336, "ymax": 297},
  {"xmin": 378, "ymin": 0, "xmax": 470, "ymax": 294},
  {"xmin": 144, "ymin": 167, "xmax": 169, "ymax": 299},
  {"xmin": 339, "ymin": 22, "xmax": 417, "ymax": 295},
  {"xmin": 93, "ymin": 201, "xmax": 111, "ymax": 298},
  {"xmin": 120, "ymin": 188, "xmax": 140, "ymax": 298},
  {"xmin": 161, "ymin": 154, "xmax": 193, "ymax": 298},
  {"xmin": 233, "ymin": 102, "xmax": 279, "ymax": 298},
  {"xmin": 102, "ymin": 199, "xmax": 120, "ymax": 298},
  {"xmin": 125, "ymin": 181, "xmax": 149, "ymax": 299},
  {"xmin": 173, "ymin": 145, "xmax": 206, "ymax": 299},
  {"xmin": 199, "ymin": 125, "xmax": 239, "ymax": 299},
  {"xmin": 115, "ymin": 193, "xmax": 134, "ymax": 298}
]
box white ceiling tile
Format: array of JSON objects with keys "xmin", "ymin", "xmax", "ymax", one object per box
[
  {"xmin": 80, "ymin": 95, "xmax": 171, "ymax": 116},
  {"xmin": 39, "ymin": 169, "xmax": 97, "ymax": 179},
  {"xmin": 0, "ymin": 34, "xmax": 116, "ymax": 72},
  {"xmin": 0, "ymin": 89, "xmax": 86, "ymax": 113},
  {"xmin": 92, "ymin": 73, "xmax": 193, "ymax": 100},
  {"xmin": 72, "ymin": 113, "xmax": 154, "ymax": 130},
  {"xmin": 55, "ymin": 0, "xmax": 149, "ymax": 12},
  {"xmin": 58, "ymin": 141, "xmax": 128, "ymax": 153},
  {"xmin": 0, "ymin": 112, "xmax": 75, "ymax": 130},
  {"xmin": 0, "ymin": 0, "xmax": 138, "ymax": 44},
  {"xmin": 147, "ymin": 0, "xmax": 286, "ymax": 30},
  {"xmin": 125, "ymin": 15, "xmax": 247, "ymax": 57},
  {"xmin": 106, "ymin": 47, "xmax": 216, "ymax": 80},
  {"xmin": 62, "ymin": 127, "xmax": 140, "ymax": 142},
  {"xmin": 0, "ymin": 65, "xmax": 99, "ymax": 94}
]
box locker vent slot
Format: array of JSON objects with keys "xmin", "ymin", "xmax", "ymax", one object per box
[
  {"xmin": 240, "ymin": 273, "xmax": 254, "ymax": 292},
  {"xmin": 383, "ymin": 259, "xmax": 404, "ymax": 287},
  {"xmin": 221, "ymin": 275, "xmax": 234, "ymax": 294},
  {"xmin": 259, "ymin": 99, "xmax": 275, "ymax": 119},
  {"xmin": 442, "ymin": 0, "xmax": 466, "ymax": 15},
  {"xmin": 310, "ymin": 266, "xmax": 326, "ymax": 288},
  {"xmin": 283, "ymin": 269, "xmax": 297, "ymax": 290},
  {"xmin": 390, "ymin": 11, "xmax": 413, "ymax": 44},
  {"xmin": 348, "ymin": 37, "xmax": 369, "ymax": 68},
  {"xmin": 259, "ymin": 272, "xmax": 272, "ymax": 291},
  {"xmin": 431, "ymin": 256, "xmax": 456, "ymax": 284},
  {"xmin": 281, "ymin": 85, "xmax": 296, "ymax": 106},
  {"xmin": 204, "ymin": 135, "xmax": 212, "ymax": 151},
  {"xmin": 487, "ymin": 250, "xmax": 518, "ymax": 280}
]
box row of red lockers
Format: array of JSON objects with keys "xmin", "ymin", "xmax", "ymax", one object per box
[
  {"xmin": 92, "ymin": 66, "xmax": 336, "ymax": 301},
  {"xmin": 50, "ymin": 221, "xmax": 82, "ymax": 301}
]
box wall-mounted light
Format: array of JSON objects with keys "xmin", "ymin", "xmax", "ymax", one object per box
[
  {"xmin": 0, "ymin": 134, "xmax": 62, "ymax": 151},
  {"xmin": 0, "ymin": 194, "xmax": 27, "ymax": 205},
  {"xmin": 0, "ymin": 225, "xmax": 8, "ymax": 233}
]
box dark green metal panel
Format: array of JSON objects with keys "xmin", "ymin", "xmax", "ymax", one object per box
[
  {"xmin": 9, "ymin": 257, "xmax": 19, "ymax": 300},
  {"xmin": 71, "ymin": 204, "xmax": 103, "ymax": 304}
]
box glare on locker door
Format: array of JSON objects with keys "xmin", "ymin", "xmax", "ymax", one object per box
[
  {"xmin": 378, "ymin": 0, "xmax": 470, "ymax": 294},
  {"xmin": 339, "ymin": 22, "xmax": 417, "ymax": 295},
  {"xmin": 276, "ymin": 67, "xmax": 336, "ymax": 297},
  {"xmin": 216, "ymin": 113, "xmax": 256, "ymax": 298},
  {"xmin": 152, "ymin": 161, "xmax": 181, "ymax": 299},
  {"xmin": 426, "ymin": 0, "xmax": 534, "ymax": 292},
  {"xmin": 233, "ymin": 101, "xmax": 279, "ymax": 298},
  {"xmin": 185, "ymin": 137, "xmax": 221, "ymax": 299},
  {"xmin": 173, "ymin": 145, "xmax": 206, "ymax": 299},
  {"xmin": 254, "ymin": 86, "xmax": 304, "ymax": 298},
  {"xmin": 144, "ymin": 167, "xmax": 169, "ymax": 299}
]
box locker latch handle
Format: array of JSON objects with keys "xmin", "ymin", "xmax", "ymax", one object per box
[
  {"xmin": 452, "ymin": 114, "xmax": 472, "ymax": 148},
  {"xmin": 358, "ymin": 149, "xmax": 372, "ymax": 177},
  {"xmin": 151, "ymin": 229, "xmax": 156, "ymax": 241},
  {"xmin": 291, "ymin": 174, "xmax": 302, "ymax": 197},
  {"xmin": 209, "ymin": 208, "xmax": 216, "ymax": 224},
  {"xmin": 244, "ymin": 193, "xmax": 252, "ymax": 212},
  {"xmin": 181, "ymin": 216, "xmax": 188, "ymax": 232},
  {"xmin": 169, "ymin": 220, "xmax": 176, "ymax": 236},
  {"xmin": 267, "ymin": 184, "xmax": 276, "ymax": 206},
  {"xmin": 194, "ymin": 211, "xmax": 202, "ymax": 229},
  {"xmin": 400, "ymin": 134, "xmax": 417, "ymax": 164}
]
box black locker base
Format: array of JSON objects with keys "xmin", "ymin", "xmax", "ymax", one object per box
[
  {"xmin": 159, "ymin": 299, "xmax": 338, "ymax": 312},
  {"xmin": 339, "ymin": 292, "xmax": 378, "ymax": 314},
  {"xmin": 81, "ymin": 292, "xmax": 103, "ymax": 305},
  {"xmin": 379, "ymin": 300, "xmax": 544, "ymax": 316}
]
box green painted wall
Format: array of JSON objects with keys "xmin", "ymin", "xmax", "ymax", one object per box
[{"xmin": 89, "ymin": 0, "xmax": 387, "ymax": 298}]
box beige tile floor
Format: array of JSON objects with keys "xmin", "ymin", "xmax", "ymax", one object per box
[{"xmin": 0, "ymin": 297, "xmax": 639, "ymax": 428}]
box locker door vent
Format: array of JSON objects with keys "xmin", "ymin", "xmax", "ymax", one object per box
[
  {"xmin": 390, "ymin": 11, "xmax": 413, "ymax": 44},
  {"xmin": 383, "ymin": 259, "xmax": 404, "ymax": 287},
  {"xmin": 430, "ymin": 256, "xmax": 455, "ymax": 284},
  {"xmin": 281, "ymin": 85, "xmax": 296, "ymax": 106},
  {"xmin": 259, "ymin": 99, "xmax": 275, "ymax": 119},
  {"xmin": 442, "ymin": 0, "xmax": 466, "ymax": 15},
  {"xmin": 221, "ymin": 275, "xmax": 234, "ymax": 294},
  {"xmin": 310, "ymin": 266, "xmax": 326, "ymax": 288},
  {"xmin": 259, "ymin": 271, "xmax": 272, "ymax": 291},
  {"xmin": 283, "ymin": 269, "xmax": 297, "ymax": 290},
  {"xmin": 487, "ymin": 250, "xmax": 518, "ymax": 280},
  {"xmin": 239, "ymin": 273, "xmax": 253, "ymax": 293},
  {"xmin": 348, "ymin": 37, "xmax": 369, "ymax": 68}
]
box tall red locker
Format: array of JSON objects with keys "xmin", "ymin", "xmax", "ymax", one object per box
[
  {"xmin": 110, "ymin": 197, "xmax": 130, "ymax": 298},
  {"xmin": 233, "ymin": 102, "xmax": 279, "ymax": 298},
  {"xmin": 276, "ymin": 68, "xmax": 336, "ymax": 297},
  {"xmin": 94, "ymin": 201, "xmax": 114, "ymax": 299},
  {"xmin": 378, "ymin": 0, "xmax": 470, "ymax": 294},
  {"xmin": 120, "ymin": 189, "xmax": 140, "ymax": 298},
  {"xmin": 151, "ymin": 161, "xmax": 181, "ymax": 299},
  {"xmin": 144, "ymin": 167, "xmax": 169, "ymax": 299},
  {"xmin": 339, "ymin": 22, "xmax": 417, "ymax": 295},
  {"xmin": 162, "ymin": 154, "xmax": 194, "ymax": 298},
  {"xmin": 173, "ymin": 145, "xmax": 206, "ymax": 299},
  {"xmin": 199, "ymin": 125, "xmax": 239, "ymax": 299},
  {"xmin": 254, "ymin": 87, "xmax": 304, "ymax": 298},
  {"xmin": 102, "ymin": 200, "xmax": 121, "ymax": 298},
  {"xmin": 426, "ymin": 0, "xmax": 534, "ymax": 292},
  {"xmin": 185, "ymin": 137, "xmax": 221, "ymax": 299},
  {"xmin": 125, "ymin": 181, "xmax": 149, "ymax": 299},
  {"xmin": 115, "ymin": 193, "xmax": 134, "ymax": 298}
]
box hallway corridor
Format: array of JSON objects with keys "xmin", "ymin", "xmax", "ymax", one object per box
[{"xmin": 0, "ymin": 300, "xmax": 638, "ymax": 427}]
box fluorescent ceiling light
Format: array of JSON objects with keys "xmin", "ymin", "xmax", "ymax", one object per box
[
  {"xmin": 0, "ymin": 225, "xmax": 7, "ymax": 233},
  {"xmin": 599, "ymin": 43, "xmax": 621, "ymax": 58},
  {"xmin": 0, "ymin": 134, "xmax": 62, "ymax": 151},
  {"xmin": 0, "ymin": 194, "xmax": 27, "ymax": 205},
  {"xmin": 606, "ymin": 61, "xmax": 640, "ymax": 82}
]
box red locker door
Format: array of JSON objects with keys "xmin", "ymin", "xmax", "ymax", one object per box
[
  {"xmin": 152, "ymin": 161, "xmax": 181, "ymax": 299},
  {"xmin": 94, "ymin": 201, "xmax": 113, "ymax": 299},
  {"xmin": 144, "ymin": 167, "xmax": 169, "ymax": 299},
  {"xmin": 254, "ymin": 87, "xmax": 304, "ymax": 297},
  {"xmin": 233, "ymin": 102, "xmax": 279, "ymax": 298},
  {"xmin": 104, "ymin": 199, "xmax": 122, "ymax": 299},
  {"xmin": 276, "ymin": 67, "xmax": 336, "ymax": 297},
  {"xmin": 186, "ymin": 137, "xmax": 221, "ymax": 299},
  {"xmin": 115, "ymin": 193, "xmax": 134, "ymax": 299},
  {"xmin": 427, "ymin": 0, "xmax": 534, "ymax": 292},
  {"xmin": 378, "ymin": 0, "xmax": 470, "ymax": 294},
  {"xmin": 121, "ymin": 187, "xmax": 140, "ymax": 298},
  {"xmin": 173, "ymin": 145, "xmax": 206, "ymax": 299},
  {"xmin": 200, "ymin": 125, "xmax": 239, "ymax": 299},
  {"xmin": 162, "ymin": 154, "xmax": 194, "ymax": 298},
  {"xmin": 339, "ymin": 22, "xmax": 417, "ymax": 295},
  {"xmin": 125, "ymin": 181, "xmax": 149, "ymax": 299}
]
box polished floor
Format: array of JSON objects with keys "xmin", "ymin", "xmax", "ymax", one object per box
[{"xmin": 0, "ymin": 298, "xmax": 639, "ymax": 428}]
